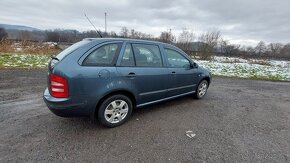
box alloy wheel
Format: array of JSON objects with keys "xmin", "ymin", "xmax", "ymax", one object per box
[{"xmin": 104, "ymin": 100, "xmax": 129, "ymax": 124}]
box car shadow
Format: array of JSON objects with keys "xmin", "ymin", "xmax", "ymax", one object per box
[{"xmin": 52, "ymin": 94, "xmax": 199, "ymax": 129}]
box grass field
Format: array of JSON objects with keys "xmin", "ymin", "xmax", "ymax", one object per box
[
  {"xmin": 0, "ymin": 53, "xmax": 51, "ymax": 68},
  {"xmin": 0, "ymin": 53, "xmax": 290, "ymax": 81},
  {"xmin": 195, "ymin": 56, "xmax": 290, "ymax": 81}
]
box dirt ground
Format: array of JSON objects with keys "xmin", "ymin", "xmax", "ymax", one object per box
[{"xmin": 0, "ymin": 69, "xmax": 289, "ymax": 162}]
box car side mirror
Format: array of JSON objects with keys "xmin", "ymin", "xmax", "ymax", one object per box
[{"xmin": 191, "ymin": 62, "xmax": 198, "ymax": 69}]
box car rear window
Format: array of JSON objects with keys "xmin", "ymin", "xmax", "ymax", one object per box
[
  {"xmin": 82, "ymin": 43, "xmax": 122, "ymax": 66},
  {"xmin": 55, "ymin": 40, "xmax": 90, "ymax": 61}
]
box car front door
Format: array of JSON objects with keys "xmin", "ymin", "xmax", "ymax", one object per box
[
  {"xmin": 164, "ymin": 48, "xmax": 199, "ymax": 97},
  {"xmin": 116, "ymin": 42, "xmax": 168, "ymax": 106}
]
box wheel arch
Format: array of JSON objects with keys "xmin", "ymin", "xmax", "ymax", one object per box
[
  {"xmin": 202, "ymin": 76, "xmax": 211, "ymax": 85},
  {"xmin": 92, "ymin": 89, "xmax": 136, "ymax": 120}
]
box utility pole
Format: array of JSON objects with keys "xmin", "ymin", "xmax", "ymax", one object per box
[{"xmin": 105, "ymin": 12, "xmax": 107, "ymax": 33}]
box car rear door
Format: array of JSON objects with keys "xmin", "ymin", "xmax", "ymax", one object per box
[{"xmin": 116, "ymin": 42, "xmax": 168, "ymax": 106}]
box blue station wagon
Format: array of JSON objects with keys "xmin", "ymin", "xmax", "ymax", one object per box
[{"xmin": 43, "ymin": 38, "xmax": 211, "ymax": 127}]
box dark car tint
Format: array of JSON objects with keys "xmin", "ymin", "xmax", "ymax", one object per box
[
  {"xmin": 165, "ymin": 48, "xmax": 190, "ymax": 68},
  {"xmin": 83, "ymin": 43, "xmax": 122, "ymax": 66},
  {"xmin": 132, "ymin": 44, "xmax": 163, "ymax": 67},
  {"xmin": 120, "ymin": 44, "xmax": 135, "ymax": 67}
]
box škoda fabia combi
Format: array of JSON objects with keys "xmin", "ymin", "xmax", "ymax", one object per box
[{"xmin": 43, "ymin": 38, "xmax": 211, "ymax": 127}]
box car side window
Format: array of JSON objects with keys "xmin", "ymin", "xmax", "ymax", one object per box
[
  {"xmin": 132, "ymin": 44, "xmax": 162, "ymax": 67},
  {"xmin": 83, "ymin": 43, "xmax": 121, "ymax": 66},
  {"xmin": 120, "ymin": 44, "xmax": 135, "ymax": 67},
  {"xmin": 165, "ymin": 49, "xmax": 190, "ymax": 68}
]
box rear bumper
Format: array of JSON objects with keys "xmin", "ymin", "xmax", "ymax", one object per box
[{"xmin": 43, "ymin": 88, "xmax": 90, "ymax": 117}]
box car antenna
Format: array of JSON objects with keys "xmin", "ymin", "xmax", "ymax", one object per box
[{"xmin": 84, "ymin": 13, "xmax": 103, "ymax": 38}]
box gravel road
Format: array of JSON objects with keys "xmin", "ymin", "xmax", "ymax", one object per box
[{"xmin": 0, "ymin": 69, "xmax": 289, "ymax": 162}]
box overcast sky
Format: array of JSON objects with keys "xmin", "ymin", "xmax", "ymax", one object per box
[{"xmin": 1, "ymin": 0, "xmax": 290, "ymax": 45}]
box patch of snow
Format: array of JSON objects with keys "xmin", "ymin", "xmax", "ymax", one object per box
[{"xmin": 195, "ymin": 56, "xmax": 290, "ymax": 81}]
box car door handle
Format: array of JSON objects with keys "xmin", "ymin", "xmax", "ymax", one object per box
[
  {"xmin": 126, "ymin": 72, "xmax": 136, "ymax": 78},
  {"xmin": 171, "ymin": 71, "xmax": 176, "ymax": 74}
]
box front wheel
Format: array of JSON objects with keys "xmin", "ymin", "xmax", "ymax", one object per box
[
  {"xmin": 194, "ymin": 80, "xmax": 208, "ymax": 99},
  {"xmin": 98, "ymin": 95, "xmax": 133, "ymax": 127}
]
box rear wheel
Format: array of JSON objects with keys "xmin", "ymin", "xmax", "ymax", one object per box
[
  {"xmin": 98, "ymin": 95, "xmax": 133, "ymax": 127},
  {"xmin": 194, "ymin": 80, "xmax": 208, "ymax": 99}
]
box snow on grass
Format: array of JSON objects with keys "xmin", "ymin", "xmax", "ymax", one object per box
[
  {"xmin": 0, "ymin": 53, "xmax": 50, "ymax": 68},
  {"xmin": 0, "ymin": 53, "xmax": 289, "ymax": 81},
  {"xmin": 194, "ymin": 56, "xmax": 290, "ymax": 81}
]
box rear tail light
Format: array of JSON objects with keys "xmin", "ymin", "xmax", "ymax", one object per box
[{"xmin": 50, "ymin": 74, "xmax": 69, "ymax": 98}]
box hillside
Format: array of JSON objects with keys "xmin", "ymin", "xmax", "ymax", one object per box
[{"xmin": 0, "ymin": 24, "xmax": 41, "ymax": 31}]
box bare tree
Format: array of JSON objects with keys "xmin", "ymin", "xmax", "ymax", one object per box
[
  {"xmin": 19, "ymin": 30, "xmax": 32, "ymax": 41},
  {"xmin": 198, "ymin": 31, "xmax": 221, "ymax": 59},
  {"xmin": 119, "ymin": 27, "xmax": 129, "ymax": 38},
  {"xmin": 0, "ymin": 28, "xmax": 8, "ymax": 41},
  {"xmin": 159, "ymin": 31, "xmax": 175, "ymax": 43},
  {"xmin": 80, "ymin": 30, "xmax": 100, "ymax": 39},
  {"xmin": 177, "ymin": 29, "xmax": 195, "ymax": 54},
  {"xmin": 178, "ymin": 29, "xmax": 195, "ymax": 43},
  {"xmin": 45, "ymin": 30, "xmax": 60, "ymax": 42},
  {"xmin": 108, "ymin": 31, "xmax": 118, "ymax": 38},
  {"xmin": 267, "ymin": 43, "xmax": 283, "ymax": 56},
  {"xmin": 130, "ymin": 29, "xmax": 136, "ymax": 38},
  {"xmin": 246, "ymin": 46, "xmax": 256, "ymax": 56},
  {"xmin": 220, "ymin": 39, "xmax": 241, "ymax": 56},
  {"xmin": 281, "ymin": 43, "xmax": 290, "ymax": 58},
  {"xmin": 255, "ymin": 41, "xmax": 267, "ymax": 56}
]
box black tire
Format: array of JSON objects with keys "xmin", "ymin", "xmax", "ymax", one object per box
[
  {"xmin": 194, "ymin": 80, "xmax": 208, "ymax": 99},
  {"xmin": 98, "ymin": 94, "xmax": 133, "ymax": 128}
]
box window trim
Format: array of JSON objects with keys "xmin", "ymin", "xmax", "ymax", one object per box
[{"xmin": 81, "ymin": 42, "xmax": 123, "ymax": 67}]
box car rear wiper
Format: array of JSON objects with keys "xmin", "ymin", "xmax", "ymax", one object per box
[{"xmin": 51, "ymin": 56, "xmax": 59, "ymax": 61}]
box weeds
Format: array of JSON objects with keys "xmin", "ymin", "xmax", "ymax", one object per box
[
  {"xmin": 248, "ymin": 60, "xmax": 272, "ymax": 66},
  {"xmin": 0, "ymin": 53, "xmax": 51, "ymax": 68},
  {"xmin": 0, "ymin": 40, "xmax": 61, "ymax": 55}
]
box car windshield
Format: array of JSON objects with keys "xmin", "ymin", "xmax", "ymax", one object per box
[{"xmin": 55, "ymin": 40, "xmax": 90, "ymax": 60}]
